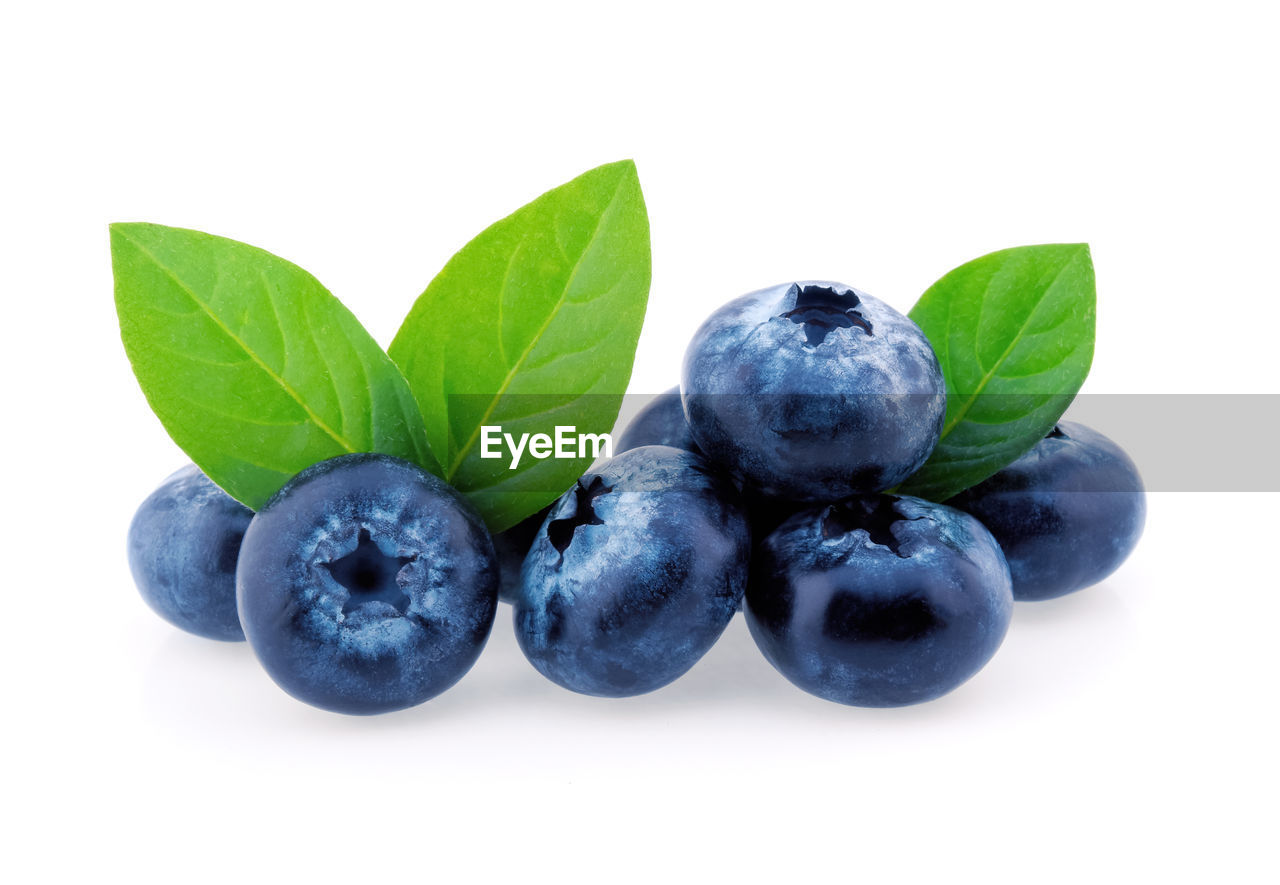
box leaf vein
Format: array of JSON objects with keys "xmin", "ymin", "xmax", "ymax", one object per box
[
  {"xmin": 119, "ymin": 231, "xmax": 358, "ymax": 453},
  {"xmin": 943, "ymin": 253, "xmax": 1081, "ymax": 438}
]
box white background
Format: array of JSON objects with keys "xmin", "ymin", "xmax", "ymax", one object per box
[{"xmin": 3, "ymin": 2, "xmax": 1277, "ymax": 882}]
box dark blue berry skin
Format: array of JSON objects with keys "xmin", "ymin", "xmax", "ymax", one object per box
[
  {"xmin": 493, "ymin": 505, "xmax": 552, "ymax": 604},
  {"xmin": 515, "ymin": 446, "xmax": 751, "ymax": 698},
  {"xmin": 744, "ymin": 490, "xmax": 807, "ymax": 544},
  {"xmin": 947, "ymin": 422, "xmax": 1145, "ymax": 602},
  {"xmin": 616, "ymin": 386, "xmax": 700, "ymax": 455},
  {"xmin": 236, "ymin": 454, "xmax": 497, "ymax": 715},
  {"xmin": 681, "ymin": 281, "xmax": 946, "ymax": 502},
  {"xmin": 127, "ymin": 464, "xmax": 252, "ymax": 641},
  {"xmin": 746, "ymin": 495, "xmax": 1013, "ymax": 707}
]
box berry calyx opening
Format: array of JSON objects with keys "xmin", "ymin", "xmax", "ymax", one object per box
[
  {"xmin": 780, "ymin": 284, "xmax": 873, "ymax": 346},
  {"xmin": 821, "ymin": 496, "xmax": 916, "ymax": 557},
  {"xmin": 325, "ymin": 528, "xmax": 415, "ymax": 615},
  {"xmin": 547, "ymin": 475, "xmax": 614, "ymax": 557}
]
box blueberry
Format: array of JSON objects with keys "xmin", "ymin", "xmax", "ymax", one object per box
[
  {"xmin": 127, "ymin": 464, "xmax": 252, "ymax": 641},
  {"xmin": 492, "ymin": 504, "xmax": 552, "ymax": 604},
  {"xmin": 682, "ymin": 281, "xmax": 946, "ymax": 501},
  {"xmin": 615, "ymin": 386, "xmax": 700, "ymax": 454},
  {"xmin": 947, "ymin": 422, "xmax": 1146, "ymax": 601},
  {"xmin": 746, "ymin": 494, "xmax": 1013, "ymax": 707},
  {"xmin": 236, "ymin": 454, "xmax": 498, "ymax": 714},
  {"xmin": 515, "ymin": 445, "xmax": 751, "ymax": 697}
]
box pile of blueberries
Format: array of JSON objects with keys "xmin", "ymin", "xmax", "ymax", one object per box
[{"xmin": 128, "ymin": 282, "xmax": 1145, "ymax": 714}]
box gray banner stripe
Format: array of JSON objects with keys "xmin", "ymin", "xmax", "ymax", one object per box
[{"xmin": 442, "ymin": 393, "xmax": 1280, "ymax": 493}]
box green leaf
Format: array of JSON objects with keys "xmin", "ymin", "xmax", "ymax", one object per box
[
  {"xmin": 112, "ymin": 222, "xmax": 437, "ymax": 509},
  {"xmin": 898, "ymin": 243, "xmax": 1095, "ymax": 502},
  {"xmin": 389, "ymin": 160, "xmax": 651, "ymax": 532}
]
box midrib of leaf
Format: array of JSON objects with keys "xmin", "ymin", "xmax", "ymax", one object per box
[
  {"xmin": 118, "ymin": 230, "xmax": 358, "ymax": 454},
  {"xmin": 936, "ymin": 254, "xmax": 1079, "ymax": 440},
  {"xmin": 443, "ymin": 175, "xmax": 627, "ymax": 481}
]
